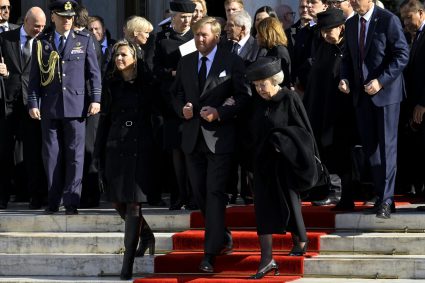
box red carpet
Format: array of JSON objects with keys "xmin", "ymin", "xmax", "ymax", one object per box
[
  {"xmin": 172, "ymin": 230, "xmax": 324, "ymax": 253},
  {"xmin": 135, "ymin": 198, "xmax": 413, "ymax": 282}
]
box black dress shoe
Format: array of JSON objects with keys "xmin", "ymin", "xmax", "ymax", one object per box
[
  {"xmin": 312, "ymin": 196, "xmax": 340, "ymax": 206},
  {"xmin": 44, "ymin": 207, "xmax": 59, "ymax": 214},
  {"xmin": 249, "ymin": 259, "xmax": 279, "ymax": 279},
  {"xmin": 228, "ymin": 194, "xmax": 237, "ymax": 204},
  {"xmin": 219, "ymin": 230, "xmax": 233, "ymax": 255},
  {"xmin": 376, "ymin": 202, "xmax": 392, "ymax": 219},
  {"xmin": 199, "ymin": 254, "xmax": 215, "ymax": 273},
  {"xmin": 365, "ymin": 202, "xmax": 395, "ymax": 215},
  {"xmin": 289, "ymin": 241, "xmax": 308, "ymax": 256},
  {"xmin": 65, "ymin": 207, "xmax": 78, "ymax": 215}
]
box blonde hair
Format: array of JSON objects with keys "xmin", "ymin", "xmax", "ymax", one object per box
[
  {"xmin": 112, "ymin": 40, "xmax": 138, "ymax": 75},
  {"xmin": 257, "ymin": 17, "xmax": 288, "ymax": 49},
  {"xmin": 224, "ymin": 0, "xmax": 244, "ymax": 8},
  {"xmin": 125, "ymin": 16, "xmax": 153, "ymax": 40},
  {"xmin": 191, "ymin": 16, "xmax": 221, "ymax": 37},
  {"xmin": 192, "ymin": 0, "xmax": 208, "ymax": 15}
]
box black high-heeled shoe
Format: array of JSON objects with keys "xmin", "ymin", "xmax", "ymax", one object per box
[
  {"xmin": 135, "ymin": 221, "xmax": 155, "ymax": 257},
  {"xmin": 249, "ymin": 259, "xmax": 279, "ymax": 279},
  {"xmin": 289, "ymin": 241, "xmax": 308, "ymax": 256}
]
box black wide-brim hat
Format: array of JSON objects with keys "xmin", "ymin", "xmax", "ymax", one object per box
[
  {"xmin": 170, "ymin": 0, "xmax": 196, "ymax": 13},
  {"xmin": 49, "ymin": 0, "xmax": 77, "ymax": 17},
  {"xmin": 246, "ymin": 57, "xmax": 282, "ymax": 82},
  {"xmin": 317, "ymin": 8, "xmax": 345, "ymax": 30}
]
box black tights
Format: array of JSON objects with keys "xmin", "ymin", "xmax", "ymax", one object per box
[{"xmin": 112, "ymin": 202, "xmax": 141, "ymax": 218}]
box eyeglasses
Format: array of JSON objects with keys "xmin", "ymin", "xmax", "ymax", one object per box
[{"xmin": 0, "ymin": 5, "xmax": 11, "ymax": 10}]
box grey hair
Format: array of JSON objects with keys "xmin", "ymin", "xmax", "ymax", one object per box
[
  {"xmin": 230, "ymin": 10, "xmax": 252, "ymax": 32},
  {"xmin": 270, "ymin": 71, "xmax": 284, "ymax": 85}
]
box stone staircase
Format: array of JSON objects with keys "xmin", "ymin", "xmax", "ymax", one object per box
[{"xmin": 1, "ymin": 202, "xmax": 425, "ymax": 282}]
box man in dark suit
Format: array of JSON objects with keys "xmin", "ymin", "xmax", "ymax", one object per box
[
  {"xmin": 339, "ymin": 0, "xmax": 409, "ymax": 218},
  {"xmin": 400, "ymin": 0, "xmax": 425, "ymax": 207},
  {"xmin": 88, "ymin": 15, "xmax": 116, "ymax": 76},
  {"xmin": 0, "ymin": 0, "xmax": 18, "ymax": 33},
  {"xmin": 27, "ymin": 0, "xmax": 102, "ymax": 215},
  {"xmin": 223, "ymin": 9, "xmax": 258, "ymax": 204},
  {"xmin": 0, "ymin": 7, "xmax": 47, "ymax": 209},
  {"xmin": 171, "ymin": 16, "xmax": 250, "ymax": 272}
]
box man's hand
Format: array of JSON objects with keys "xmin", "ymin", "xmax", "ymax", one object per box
[
  {"xmin": 0, "ymin": 57, "xmax": 8, "ymax": 77},
  {"xmin": 88, "ymin": 102, "xmax": 101, "ymax": 116},
  {"xmin": 223, "ymin": 96, "xmax": 235, "ymax": 106},
  {"xmin": 338, "ymin": 79, "xmax": 350, "ymax": 94},
  {"xmin": 364, "ymin": 79, "xmax": 382, "ymax": 95},
  {"xmin": 200, "ymin": 106, "xmax": 219, "ymax": 122},
  {"xmin": 29, "ymin": 108, "xmax": 41, "ymax": 120},
  {"xmin": 413, "ymin": 104, "xmax": 425, "ymax": 124},
  {"xmin": 183, "ymin": 102, "xmax": 193, "ymax": 120}
]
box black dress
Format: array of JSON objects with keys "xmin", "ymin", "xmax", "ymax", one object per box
[
  {"xmin": 251, "ymin": 87, "xmax": 313, "ymax": 236},
  {"xmin": 95, "ymin": 62, "xmax": 154, "ymax": 202}
]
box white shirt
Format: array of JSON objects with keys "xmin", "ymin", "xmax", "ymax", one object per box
[
  {"xmin": 20, "ymin": 27, "xmax": 33, "ymax": 53},
  {"xmin": 198, "ymin": 45, "xmax": 218, "ymax": 77},
  {"xmin": 235, "ymin": 33, "xmax": 251, "ymax": 55}
]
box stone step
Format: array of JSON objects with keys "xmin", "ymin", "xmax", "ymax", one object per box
[
  {"xmin": 305, "ymin": 255, "xmax": 425, "ymax": 279},
  {"xmin": 320, "ymin": 233, "xmax": 425, "ymax": 255},
  {"xmin": 335, "ymin": 207, "xmax": 425, "ymax": 232},
  {"xmin": 0, "ymin": 254, "xmax": 154, "ymax": 276},
  {"xmin": 0, "ymin": 208, "xmax": 190, "ymax": 232},
  {"xmin": 0, "ymin": 232, "xmax": 174, "ymax": 254}
]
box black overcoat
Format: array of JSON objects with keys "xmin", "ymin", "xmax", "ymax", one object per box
[
  {"xmin": 250, "ymin": 87, "xmax": 314, "ymax": 234},
  {"xmin": 95, "ymin": 61, "xmax": 154, "ymax": 202}
]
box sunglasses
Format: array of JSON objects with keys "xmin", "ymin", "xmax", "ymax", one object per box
[{"xmin": 0, "ymin": 5, "xmax": 11, "ymax": 10}]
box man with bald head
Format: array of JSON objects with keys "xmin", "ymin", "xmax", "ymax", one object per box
[
  {"xmin": 0, "ymin": 7, "xmax": 46, "ymax": 209},
  {"xmin": 0, "ymin": 0, "xmax": 18, "ymax": 33}
]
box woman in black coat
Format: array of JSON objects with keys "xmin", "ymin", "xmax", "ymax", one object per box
[
  {"xmin": 303, "ymin": 9, "xmax": 357, "ymax": 210},
  {"xmin": 95, "ymin": 40, "xmax": 155, "ymax": 280},
  {"xmin": 246, "ymin": 57, "xmax": 316, "ymax": 279},
  {"xmin": 256, "ymin": 16, "xmax": 292, "ymax": 89}
]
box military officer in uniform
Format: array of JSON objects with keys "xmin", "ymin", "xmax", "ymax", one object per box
[{"xmin": 27, "ymin": 0, "xmax": 102, "ymax": 215}]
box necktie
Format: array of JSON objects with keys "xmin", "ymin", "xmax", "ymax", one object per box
[
  {"xmin": 58, "ymin": 35, "xmax": 65, "ymax": 55},
  {"xmin": 0, "ymin": 26, "xmax": 4, "ymax": 33},
  {"xmin": 359, "ymin": 17, "xmax": 366, "ymax": 63},
  {"xmin": 22, "ymin": 35, "xmax": 32, "ymax": 63},
  {"xmin": 231, "ymin": 42, "xmax": 240, "ymax": 55},
  {"xmin": 198, "ymin": 57, "xmax": 208, "ymax": 92}
]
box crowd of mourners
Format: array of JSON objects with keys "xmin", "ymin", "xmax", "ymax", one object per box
[{"xmin": 0, "ymin": 0, "xmax": 424, "ymax": 279}]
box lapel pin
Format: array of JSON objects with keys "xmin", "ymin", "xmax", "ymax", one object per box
[{"xmin": 44, "ymin": 45, "xmax": 49, "ymax": 50}]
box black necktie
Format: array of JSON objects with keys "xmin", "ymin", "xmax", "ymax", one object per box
[
  {"xmin": 22, "ymin": 35, "xmax": 32, "ymax": 63},
  {"xmin": 231, "ymin": 42, "xmax": 240, "ymax": 54},
  {"xmin": 359, "ymin": 17, "xmax": 366, "ymax": 62},
  {"xmin": 58, "ymin": 35, "xmax": 65, "ymax": 55},
  {"xmin": 198, "ymin": 56, "xmax": 207, "ymax": 92}
]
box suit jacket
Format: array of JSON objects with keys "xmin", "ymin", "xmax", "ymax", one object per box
[
  {"xmin": 223, "ymin": 35, "xmax": 259, "ymax": 66},
  {"xmin": 28, "ymin": 29, "xmax": 102, "ymax": 119},
  {"xmin": 341, "ymin": 6, "xmax": 409, "ymax": 107},
  {"xmin": 171, "ymin": 47, "xmax": 251, "ymax": 154},
  {"xmin": 404, "ymin": 28, "xmax": 425, "ymax": 108},
  {"xmin": 0, "ymin": 28, "xmax": 32, "ymax": 108}
]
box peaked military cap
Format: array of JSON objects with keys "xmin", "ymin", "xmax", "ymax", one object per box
[
  {"xmin": 49, "ymin": 0, "xmax": 78, "ymax": 17},
  {"xmin": 317, "ymin": 8, "xmax": 345, "ymax": 30},
  {"xmin": 246, "ymin": 57, "xmax": 282, "ymax": 81},
  {"xmin": 170, "ymin": 0, "xmax": 196, "ymax": 13}
]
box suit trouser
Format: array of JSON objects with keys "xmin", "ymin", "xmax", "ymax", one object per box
[
  {"xmin": 355, "ymin": 95, "xmax": 400, "ymax": 205},
  {"xmin": 41, "ymin": 118, "xmax": 85, "ymax": 208},
  {"xmin": 23, "ymin": 113, "xmax": 46, "ymax": 200},
  {"xmin": 185, "ymin": 134, "xmax": 232, "ymax": 255}
]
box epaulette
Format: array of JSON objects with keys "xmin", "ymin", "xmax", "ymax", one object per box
[{"xmin": 74, "ymin": 29, "xmax": 90, "ymax": 37}]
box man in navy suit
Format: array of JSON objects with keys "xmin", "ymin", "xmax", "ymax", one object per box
[
  {"xmin": 171, "ymin": 16, "xmax": 250, "ymax": 272},
  {"xmin": 339, "ymin": 0, "xmax": 409, "ymax": 218},
  {"xmin": 27, "ymin": 0, "xmax": 101, "ymax": 215}
]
